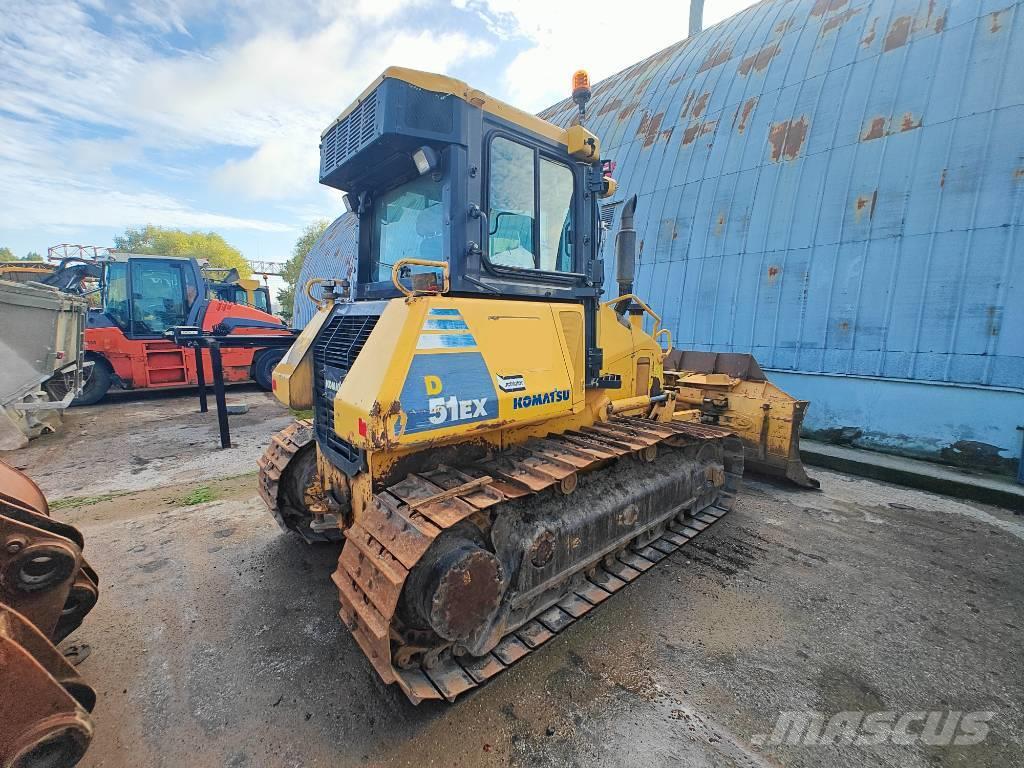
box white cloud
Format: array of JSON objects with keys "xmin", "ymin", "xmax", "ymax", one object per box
[
  {"xmin": 0, "ymin": 0, "xmax": 494, "ymax": 238},
  {"xmin": 458, "ymin": 0, "xmax": 760, "ymax": 111}
]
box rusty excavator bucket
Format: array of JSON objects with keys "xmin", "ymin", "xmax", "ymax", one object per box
[
  {"xmin": 664, "ymin": 350, "xmax": 820, "ymax": 489},
  {"xmin": 0, "ymin": 460, "xmax": 99, "ymax": 768}
]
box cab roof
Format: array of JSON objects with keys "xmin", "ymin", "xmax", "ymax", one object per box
[{"xmin": 322, "ymin": 66, "xmax": 567, "ymax": 145}]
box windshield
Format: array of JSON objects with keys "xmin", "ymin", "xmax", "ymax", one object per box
[{"xmin": 370, "ymin": 174, "xmax": 445, "ymax": 283}]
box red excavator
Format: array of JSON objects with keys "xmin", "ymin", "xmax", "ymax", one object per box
[{"xmin": 41, "ymin": 252, "xmax": 289, "ymax": 405}]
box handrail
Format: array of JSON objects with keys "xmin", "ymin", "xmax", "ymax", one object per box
[
  {"xmin": 602, "ymin": 293, "xmax": 663, "ymax": 335},
  {"xmin": 654, "ymin": 328, "xmax": 672, "ymax": 355},
  {"xmin": 303, "ymin": 277, "xmax": 334, "ymax": 307}
]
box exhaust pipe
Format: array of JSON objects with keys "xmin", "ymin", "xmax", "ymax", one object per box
[{"xmin": 614, "ymin": 195, "xmax": 638, "ymax": 313}]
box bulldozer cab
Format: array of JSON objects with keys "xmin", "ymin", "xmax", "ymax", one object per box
[
  {"xmin": 320, "ymin": 69, "xmax": 609, "ymax": 307},
  {"xmin": 319, "ymin": 68, "xmax": 615, "ymax": 384}
]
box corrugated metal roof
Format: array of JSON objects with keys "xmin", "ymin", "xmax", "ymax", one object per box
[
  {"xmin": 292, "ymin": 213, "xmax": 358, "ymax": 328},
  {"xmin": 541, "ymin": 0, "xmax": 1024, "ymax": 390}
]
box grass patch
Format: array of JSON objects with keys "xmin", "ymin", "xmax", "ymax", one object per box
[
  {"xmin": 179, "ymin": 486, "xmax": 216, "ymax": 506},
  {"xmin": 50, "ymin": 492, "xmax": 129, "ymax": 511},
  {"xmin": 290, "ymin": 409, "xmax": 313, "ymax": 420}
]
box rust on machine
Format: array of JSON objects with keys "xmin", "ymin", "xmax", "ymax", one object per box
[
  {"xmin": 768, "ymin": 117, "xmax": 809, "ymax": 162},
  {"xmin": 0, "ymin": 460, "xmax": 99, "ymax": 768},
  {"xmin": 323, "ymin": 419, "xmax": 745, "ymax": 704}
]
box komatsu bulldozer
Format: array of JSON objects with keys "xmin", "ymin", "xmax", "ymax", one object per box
[{"xmin": 258, "ymin": 68, "xmax": 809, "ymax": 703}]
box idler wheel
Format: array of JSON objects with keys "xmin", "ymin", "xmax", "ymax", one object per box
[{"xmin": 409, "ymin": 538, "xmax": 505, "ymax": 642}]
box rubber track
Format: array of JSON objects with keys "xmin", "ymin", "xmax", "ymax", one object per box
[
  {"xmin": 332, "ymin": 417, "xmax": 744, "ymax": 704},
  {"xmin": 257, "ymin": 418, "xmax": 314, "ymax": 535}
]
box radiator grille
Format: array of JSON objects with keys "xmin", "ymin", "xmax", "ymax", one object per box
[
  {"xmin": 320, "ymin": 89, "xmax": 378, "ymax": 179},
  {"xmin": 312, "ymin": 312, "xmax": 379, "ymax": 468}
]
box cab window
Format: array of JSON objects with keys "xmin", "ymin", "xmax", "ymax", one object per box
[
  {"xmin": 104, "ymin": 262, "xmax": 129, "ymax": 328},
  {"xmin": 488, "ymin": 136, "xmax": 574, "ymax": 272},
  {"xmin": 128, "ymin": 260, "xmax": 191, "ymax": 335},
  {"xmin": 254, "ymin": 288, "xmax": 270, "ymax": 313},
  {"xmin": 371, "ymin": 173, "xmax": 445, "ymax": 283}
]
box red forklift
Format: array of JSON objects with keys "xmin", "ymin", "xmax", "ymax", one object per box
[{"xmin": 42, "ymin": 252, "xmax": 289, "ymax": 405}]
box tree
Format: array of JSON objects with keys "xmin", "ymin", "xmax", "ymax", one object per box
[
  {"xmin": 277, "ymin": 219, "xmax": 329, "ymax": 321},
  {"xmin": 0, "ymin": 247, "xmax": 13, "ymax": 260},
  {"xmin": 114, "ymin": 225, "xmax": 250, "ymax": 277},
  {"xmin": 22, "ymin": 252, "xmax": 42, "ymax": 261}
]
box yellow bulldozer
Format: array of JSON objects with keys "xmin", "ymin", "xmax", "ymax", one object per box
[{"xmin": 259, "ymin": 68, "xmax": 815, "ymax": 703}]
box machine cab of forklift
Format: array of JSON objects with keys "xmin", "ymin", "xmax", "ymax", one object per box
[
  {"xmin": 319, "ymin": 68, "xmax": 607, "ymax": 305},
  {"xmin": 95, "ymin": 254, "xmax": 206, "ymax": 337}
]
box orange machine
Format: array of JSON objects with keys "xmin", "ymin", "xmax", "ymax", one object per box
[{"xmin": 42, "ymin": 253, "xmax": 289, "ymax": 404}]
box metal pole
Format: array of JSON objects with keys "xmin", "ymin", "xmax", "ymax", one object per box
[
  {"xmin": 209, "ymin": 342, "xmax": 231, "ymax": 449},
  {"xmin": 688, "ymin": 0, "xmax": 704, "ymax": 38},
  {"xmin": 194, "ymin": 346, "xmax": 208, "ymax": 413}
]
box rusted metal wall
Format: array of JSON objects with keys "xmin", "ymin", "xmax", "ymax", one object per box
[{"xmin": 541, "ymin": 0, "xmax": 1024, "ymax": 473}]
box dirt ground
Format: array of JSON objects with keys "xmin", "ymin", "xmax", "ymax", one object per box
[{"xmin": 4, "ymin": 388, "xmax": 1022, "ymax": 768}]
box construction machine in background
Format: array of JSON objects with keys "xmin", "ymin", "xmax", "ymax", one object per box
[
  {"xmin": 205, "ymin": 267, "xmax": 274, "ymax": 315},
  {"xmin": 0, "ymin": 461, "xmax": 98, "ymax": 767},
  {"xmin": 39, "ymin": 252, "xmax": 289, "ymax": 405},
  {"xmin": 258, "ymin": 67, "xmax": 814, "ymax": 703}
]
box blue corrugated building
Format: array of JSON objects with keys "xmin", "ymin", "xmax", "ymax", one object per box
[
  {"xmin": 540, "ymin": 0, "xmax": 1023, "ymax": 475},
  {"xmin": 298, "ymin": 0, "xmax": 1024, "ymax": 475}
]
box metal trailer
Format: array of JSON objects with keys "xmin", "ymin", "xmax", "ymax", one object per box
[
  {"xmin": 0, "ymin": 279, "xmax": 87, "ymax": 449},
  {"xmin": 535, "ymin": 0, "xmax": 1024, "ymax": 478}
]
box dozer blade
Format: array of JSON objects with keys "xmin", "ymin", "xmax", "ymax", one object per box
[
  {"xmin": 331, "ymin": 418, "xmax": 744, "ymax": 704},
  {"xmin": 665, "ymin": 349, "xmax": 820, "ymax": 489}
]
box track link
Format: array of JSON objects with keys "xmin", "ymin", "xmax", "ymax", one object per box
[
  {"xmin": 258, "ymin": 417, "xmax": 317, "ymax": 536},
  {"xmin": 332, "ymin": 417, "xmax": 743, "ymax": 704}
]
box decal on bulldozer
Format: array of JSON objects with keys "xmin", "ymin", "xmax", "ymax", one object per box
[{"xmin": 399, "ymin": 352, "xmax": 497, "ymax": 433}]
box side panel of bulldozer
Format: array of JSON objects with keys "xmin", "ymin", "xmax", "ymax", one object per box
[
  {"xmin": 664, "ymin": 349, "xmax": 818, "ymax": 488},
  {"xmin": 0, "ymin": 460, "xmax": 99, "ymax": 766}
]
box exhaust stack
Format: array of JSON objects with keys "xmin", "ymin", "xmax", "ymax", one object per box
[{"xmin": 615, "ymin": 195, "xmax": 638, "ymax": 308}]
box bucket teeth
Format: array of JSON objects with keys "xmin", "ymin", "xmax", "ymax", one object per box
[{"xmin": 331, "ymin": 417, "xmax": 745, "ymax": 704}]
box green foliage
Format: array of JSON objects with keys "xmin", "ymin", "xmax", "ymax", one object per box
[
  {"xmin": 277, "ymin": 219, "xmax": 329, "ymax": 321},
  {"xmin": 0, "ymin": 248, "xmax": 43, "ymax": 261},
  {"xmin": 114, "ymin": 225, "xmax": 250, "ymax": 277},
  {"xmin": 179, "ymin": 486, "xmax": 216, "ymax": 505},
  {"xmin": 49, "ymin": 491, "xmax": 128, "ymax": 510}
]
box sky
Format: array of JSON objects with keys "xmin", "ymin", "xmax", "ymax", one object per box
[{"xmin": 0, "ymin": 0, "xmax": 757, "ymax": 266}]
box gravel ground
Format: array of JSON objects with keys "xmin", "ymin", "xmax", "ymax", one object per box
[{"xmin": 4, "ymin": 390, "xmax": 1021, "ymax": 767}]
